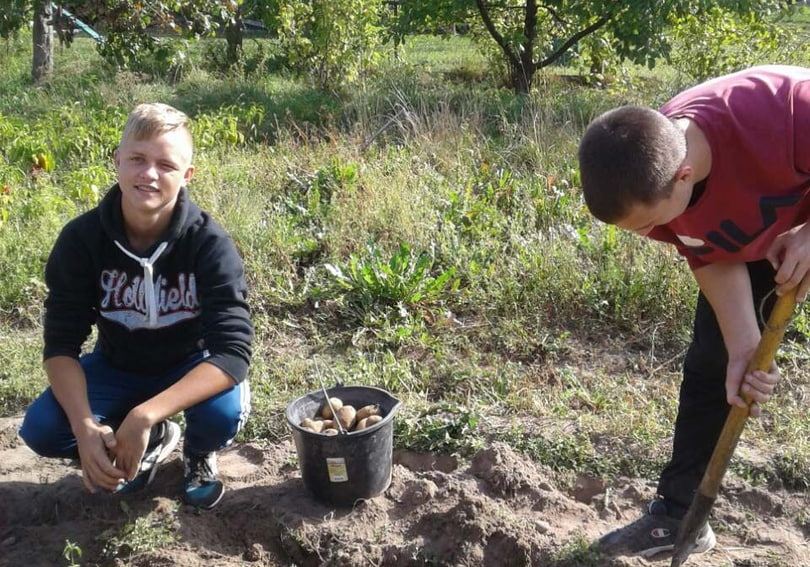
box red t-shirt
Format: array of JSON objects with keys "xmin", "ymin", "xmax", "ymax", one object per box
[{"xmin": 648, "ymin": 65, "xmax": 810, "ymax": 270}]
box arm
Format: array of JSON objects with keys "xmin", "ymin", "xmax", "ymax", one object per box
[
  {"xmin": 43, "ymin": 223, "xmax": 126, "ymax": 492},
  {"xmin": 44, "ymin": 356, "xmax": 126, "ymax": 492},
  {"xmin": 692, "ymin": 262, "xmax": 779, "ymax": 417},
  {"xmin": 773, "ymin": 80, "xmax": 810, "ymax": 300}
]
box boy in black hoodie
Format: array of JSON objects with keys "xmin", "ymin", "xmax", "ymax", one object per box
[{"xmin": 19, "ymin": 103, "xmax": 253, "ymax": 509}]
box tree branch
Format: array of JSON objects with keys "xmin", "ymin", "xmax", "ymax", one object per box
[
  {"xmin": 524, "ymin": 0, "xmax": 537, "ymax": 48},
  {"xmin": 475, "ymin": 0, "xmax": 520, "ymax": 69},
  {"xmin": 535, "ymin": 14, "xmax": 611, "ymax": 70},
  {"xmin": 540, "ymin": 3, "xmax": 567, "ymax": 27}
]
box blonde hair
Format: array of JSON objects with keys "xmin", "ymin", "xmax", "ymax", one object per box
[{"xmin": 121, "ymin": 103, "xmax": 193, "ymax": 155}]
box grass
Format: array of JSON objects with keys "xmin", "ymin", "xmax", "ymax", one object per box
[{"xmin": 1, "ymin": 27, "xmax": 809, "ymax": 496}]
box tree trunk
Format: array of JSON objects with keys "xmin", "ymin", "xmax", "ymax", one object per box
[
  {"xmin": 511, "ymin": 63, "xmax": 533, "ymax": 94},
  {"xmin": 225, "ymin": 10, "xmax": 243, "ymax": 68},
  {"xmin": 32, "ymin": 0, "xmax": 54, "ymax": 83}
]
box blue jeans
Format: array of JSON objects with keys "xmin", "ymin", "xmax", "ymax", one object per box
[{"xmin": 19, "ymin": 350, "xmax": 250, "ymax": 458}]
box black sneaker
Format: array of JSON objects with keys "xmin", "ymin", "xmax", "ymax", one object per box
[
  {"xmin": 115, "ymin": 420, "xmax": 181, "ymax": 494},
  {"xmin": 596, "ymin": 498, "xmax": 716, "ymax": 559},
  {"xmin": 183, "ymin": 450, "xmax": 224, "ymax": 509}
]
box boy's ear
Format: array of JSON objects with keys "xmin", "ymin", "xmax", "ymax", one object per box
[
  {"xmin": 183, "ymin": 165, "xmax": 195, "ymax": 186},
  {"xmin": 113, "ymin": 147, "xmax": 120, "ymax": 169},
  {"xmin": 675, "ymin": 163, "xmax": 693, "ymax": 183}
]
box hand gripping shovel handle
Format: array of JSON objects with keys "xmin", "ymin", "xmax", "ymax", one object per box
[{"xmin": 671, "ymin": 288, "xmax": 798, "ymax": 566}]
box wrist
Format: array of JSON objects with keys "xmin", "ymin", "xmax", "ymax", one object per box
[
  {"xmin": 726, "ymin": 338, "xmax": 759, "ymax": 359},
  {"xmin": 71, "ymin": 416, "xmax": 99, "ymax": 439},
  {"xmin": 129, "ymin": 404, "xmax": 159, "ymax": 428}
]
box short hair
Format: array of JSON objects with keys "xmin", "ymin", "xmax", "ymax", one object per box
[
  {"xmin": 577, "ymin": 105, "xmax": 687, "ymax": 223},
  {"xmin": 121, "ymin": 103, "xmax": 193, "ymax": 157}
]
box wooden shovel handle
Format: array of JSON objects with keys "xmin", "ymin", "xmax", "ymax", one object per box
[{"xmin": 698, "ymin": 288, "xmax": 798, "ymax": 499}]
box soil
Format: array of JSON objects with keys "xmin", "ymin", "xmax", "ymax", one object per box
[{"xmin": 0, "ymin": 416, "xmax": 807, "ymax": 567}]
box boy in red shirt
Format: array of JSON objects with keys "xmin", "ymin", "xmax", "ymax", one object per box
[{"xmin": 578, "ymin": 65, "xmax": 810, "ymax": 558}]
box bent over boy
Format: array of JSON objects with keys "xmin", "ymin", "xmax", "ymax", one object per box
[{"xmin": 578, "ymin": 65, "xmax": 810, "ymax": 557}]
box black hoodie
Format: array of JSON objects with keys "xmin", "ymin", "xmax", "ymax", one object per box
[{"xmin": 43, "ymin": 185, "xmax": 253, "ymax": 382}]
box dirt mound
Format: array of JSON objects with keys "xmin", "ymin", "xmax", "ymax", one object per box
[{"xmin": 1, "ymin": 418, "xmax": 807, "ymax": 566}]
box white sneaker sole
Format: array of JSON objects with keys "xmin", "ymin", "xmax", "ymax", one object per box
[{"xmin": 639, "ymin": 526, "xmax": 716, "ymax": 559}]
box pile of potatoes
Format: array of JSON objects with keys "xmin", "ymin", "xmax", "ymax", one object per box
[{"xmin": 299, "ymin": 397, "xmax": 383, "ymax": 436}]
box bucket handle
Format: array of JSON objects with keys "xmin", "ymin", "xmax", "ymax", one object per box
[{"xmin": 315, "ymin": 368, "xmax": 348, "ymax": 435}]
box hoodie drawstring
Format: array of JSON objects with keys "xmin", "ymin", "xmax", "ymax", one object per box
[{"xmin": 114, "ymin": 240, "xmax": 169, "ymax": 327}]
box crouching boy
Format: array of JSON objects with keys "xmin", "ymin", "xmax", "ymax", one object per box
[{"xmin": 19, "ymin": 103, "xmax": 253, "ymax": 509}]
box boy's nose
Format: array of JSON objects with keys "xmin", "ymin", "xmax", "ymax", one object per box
[{"xmin": 139, "ymin": 164, "xmax": 159, "ymax": 181}]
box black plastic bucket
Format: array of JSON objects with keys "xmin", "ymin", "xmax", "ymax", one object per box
[{"xmin": 286, "ymin": 385, "xmax": 402, "ymax": 507}]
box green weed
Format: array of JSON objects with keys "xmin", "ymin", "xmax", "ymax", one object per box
[
  {"xmin": 395, "ymin": 402, "xmax": 483, "ymax": 456},
  {"xmin": 551, "ymin": 533, "xmax": 604, "ymax": 566},
  {"xmin": 62, "ymin": 539, "xmax": 82, "ymax": 567},
  {"xmin": 99, "ymin": 509, "xmax": 176, "ymax": 560}
]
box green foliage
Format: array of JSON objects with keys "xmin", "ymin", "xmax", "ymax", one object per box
[
  {"xmin": 325, "ymin": 242, "xmax": 459, "ymax": 318},
  {"xmin": 395, "ymin": 403, "xmax": 482, "ymax": 455},
  {"xmin": 389, "ymin": 0, "xmax": 790, "ymax": 92},
  {"xmin": 190, "ymin": 103, "xmax": 266, "ymax": 148},
  {"xmin": 773, "ymin": 451, "xmax": 810, "ymax": 490},
  {"xmin": 669, "ymin": 6, "xmax": 795, "ymax": 82},
  {"xmin": 0, "ymin": 0, "xmax": 31, "ymax": 39},
  {"xmin": 60, "ymin": 165, "xmax": 113, "ymax": 205},
  {"xmin": 99, "ymin": 507, "xmax": 175, "ymax": 560},
  {"xmin": 264, "ymin": 0, "xmax": 383, "ymax": 89},
  {"xmin": 62, "ymin": 539, "xmax": 82, "ymax": 567},
  {"xmin": 551, "ymin": 534, "xmax": 604, "ymax": 566}
]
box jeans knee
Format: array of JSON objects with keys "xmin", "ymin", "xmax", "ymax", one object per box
[
  {"xmin": 184, "ymin": 396, "xmax": 246, "ymax": 453},
  {"xmin": 19, "ymin": 413, "xmax": 62, "ymax": 458},
  {"xmin": 201, "ymin": 403, "xmax": 242, "ymax": 437}
]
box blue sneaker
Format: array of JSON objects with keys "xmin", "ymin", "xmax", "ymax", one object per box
[
  {"xmin": 116, "ymin": 420, "xmax": 181, "ymax": 494},
  {"xmin": 183, "ymin": 450, "xmax": 224, "ymax": 509}
]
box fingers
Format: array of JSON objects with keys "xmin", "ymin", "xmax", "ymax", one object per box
[
  {"xmin": 725, "ymin": 371, "xmax": 747, "ymax": 410},
  {"xmin": 99, "ymin": 425, "xmax": 117, "ymax": 450},
  {"xmin": 81, "ymin": 467, "xmax": 98, "ymax": 494},
  {"xmin": 741, "ymin": 369, "xmax": 779, "ymax": 405},
  {"xmin": 97, "ymin": 454, "xmax": 127, "ymax": 483},
  {"xmin": 117, "ymin": 453, "xmax": 139, "ymax": 481},
  {"xmin": 82, "ymin": 457, "xmax": 125, "ymax": 492},
  {"xmin": 774, "ymin": 252, "xmax": 798, "ymax": 286},
  {"xmin": 765, "ymin": 238, "xmax": 784, "ymax": 271},
  {"xmin": 84, "ymin": 445, "xmax": 127, "ymax": 491}
]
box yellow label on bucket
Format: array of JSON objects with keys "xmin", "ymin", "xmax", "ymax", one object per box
[{"xmin": 326, "ymin": 458, "xmax": 348, "ymax": 483}]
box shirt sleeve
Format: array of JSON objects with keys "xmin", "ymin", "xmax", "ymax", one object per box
[
  {"xmin": 195, "ymin": 233, "xmax": 253, "ymax": 383},
  {"xmin": 43, "ymin": 223, "xmax": 96, "ymax": 361}
]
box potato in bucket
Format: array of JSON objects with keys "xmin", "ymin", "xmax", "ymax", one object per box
[{"xmin": 286, "ymin": 385, "xmax": 402, "ymax": 506}]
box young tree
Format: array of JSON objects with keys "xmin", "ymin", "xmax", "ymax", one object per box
[
  {"xmin": 263, "ymin": 0, "xmax": 383, "ymax": 89},
  {"xmin": 31, "ymin": 0, "xmax": 54, "ymax": 82},
  {"xmin": 1, "ymin": 1, "xmax": 248, "ymax": 75},
  {"xmin": 392, "ymin": 0, "xmax": 788, "ymax": 94},
  {"xmin": 0, "ymin": 0, "xmax": 54, "ymax": 82}
]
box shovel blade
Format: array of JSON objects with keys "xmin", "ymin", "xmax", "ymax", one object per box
[{"xmin": 670, "ymin": 492, "xmax": 715, "ymax": 566}]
